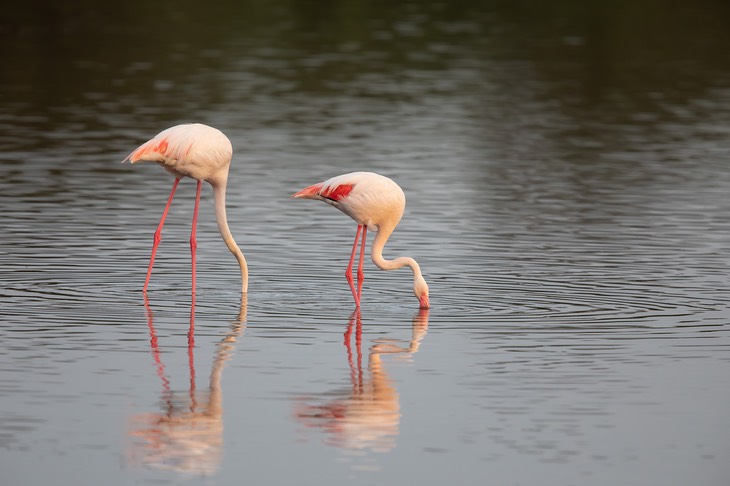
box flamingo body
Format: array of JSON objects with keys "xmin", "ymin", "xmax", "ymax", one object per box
[
  {"xmin": 294, "ymin": 172, "xmax": 405, "ymax": 231},
  {"xmin": 124, "ymin": 123, "xmax": 248, "ymax": 295},
  {"xmin": 293, "ymin": 171, "xmax": 429, "ymax": 308},
  {"xmin": 124, "ymin": 123, "xmax": 233, "ymax": 184}
]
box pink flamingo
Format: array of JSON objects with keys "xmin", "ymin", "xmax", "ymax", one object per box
[
  {"xmin": 292, "ymin": 171, "xmax": 430, "ymax": 309},
  {"xmin": 123, "ymin": 123, "xmax": 248, "ymax": 295}
]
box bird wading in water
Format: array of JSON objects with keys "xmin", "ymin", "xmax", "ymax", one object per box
[
  {"xmin": 123, "ymin": 123, "xmax": 248, "ymax": 295},
  {"xmin": 292, "ymin": 171, "xmax": 430, "ymax": 309}
]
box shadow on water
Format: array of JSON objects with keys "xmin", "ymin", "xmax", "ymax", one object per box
[{"xmin": 126, "ymin": 295, "xmax": 248, "ymax": 476}]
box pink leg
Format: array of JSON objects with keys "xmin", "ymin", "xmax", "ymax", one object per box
[
  {"xmin": 143, "ymin": 178, "xmax": 181, "ymax": 293},
  {"xmin": 357, "ymin": 226, "xmax": 367, "ymax": 303},
  {"xmin": 190, "ymin": 180, "xmax": 202, "ymax": 296},
  {"xmin": 345, "ymin": 225, "xmax": 363, "ymax": 307},
  {"xmin": 188, "ymin": 292, "xmax": 196, "ymax": 345}
]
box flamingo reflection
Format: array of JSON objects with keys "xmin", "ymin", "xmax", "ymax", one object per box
[
  {"xmin": 294, "ymin": 309, "xmax": 429, "ymax": 454},
  {"xmin": 127, "ymin": 295, "xmax": 247, "ymax": 475}
]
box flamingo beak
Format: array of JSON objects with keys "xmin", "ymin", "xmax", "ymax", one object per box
[{"xmin": 419, "ymin": 294, "xmax": 430, "ymax": 309}]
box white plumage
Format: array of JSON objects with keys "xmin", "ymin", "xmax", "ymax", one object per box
[
  {"xmin": 124, "ymin": 123, "xmax": 248, "ymax": 295},
  {"xmin": 124, "ymin": 123, "xmax": 233, "ymax": 184},
  {"xmin": 293, "ymin": 171, "xmax": 429, "ymax": 308}
]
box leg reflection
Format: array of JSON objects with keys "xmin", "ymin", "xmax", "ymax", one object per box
[
  {"xmin": 294, "ymin": 309, "xmax": 430, "ymax": 455},
  {"xmin": 127, "ymin": 295, "xmax": 248, "ymax": 475}
]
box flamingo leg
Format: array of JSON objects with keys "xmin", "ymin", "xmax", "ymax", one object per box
[
  {"xmin": 357, "ymin": 226, "xmax": 367, "ymax": 303},
  {"xmin": 345, "ymin": 225, "xmax": 363, "ymax": 307},
  {"xmin": 143, "ymin": 178, "xmax": 181, "ymax": 293},
  {"xmin": 190, "ymin": 180, "xmax": 202, "ymax": 296},
  {"xmin": 188, "ymin": 292, "xmax": 196, "ymax": 345}
]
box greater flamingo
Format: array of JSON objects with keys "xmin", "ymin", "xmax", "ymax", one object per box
[
  {"xmin": 123, "ymin": 123, "xmax": 248, "ymax": 295},
  {"xmin": 292, "ymin": 171, "xmax": 430, "ymax": 308}
]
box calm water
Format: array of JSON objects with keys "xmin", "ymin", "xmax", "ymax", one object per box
[{"xmin": 2, "ymin": 1, "xmax": 730, "ymax": 484}]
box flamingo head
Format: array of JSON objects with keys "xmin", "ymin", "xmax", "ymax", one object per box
[{"xmin": 414, "ymin": 275, "xmax": 430, "ymax": 309}]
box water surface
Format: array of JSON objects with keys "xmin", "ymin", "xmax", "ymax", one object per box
[{"xmin": 1, "ymin": 1, "xmax": 730, "ymax": 485}]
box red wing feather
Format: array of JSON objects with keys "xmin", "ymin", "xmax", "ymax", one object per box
[{"xmin": 321, "ymin": 183, "xmax": 354, "ymax": 201}]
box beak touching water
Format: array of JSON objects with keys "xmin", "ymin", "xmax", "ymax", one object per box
[{"xmin": 419, "ymin": 294, "xmax": 430, "ymax": 309}]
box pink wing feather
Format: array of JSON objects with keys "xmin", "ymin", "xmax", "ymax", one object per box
[
  {"xmin": 124, "ymin": 138, "xmax": 171, "ymax": 163},
  {"xmin": 122, "ymin": 125, "xmax": 200, "ymax": 164}
]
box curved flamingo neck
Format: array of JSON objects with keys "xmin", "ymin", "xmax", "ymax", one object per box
[
  {"xmin": 211, "ymin": 180, "xmax": 248, "ymax": 294},
  {"xmin": 370, "ymin": 223, "xmax": 423, "ymax": 279}
]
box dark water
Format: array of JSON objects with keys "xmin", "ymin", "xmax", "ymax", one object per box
[{"xmin": 2, "ymin": 1, "xmax": 730, "ymax": 484}]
